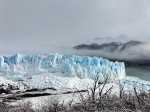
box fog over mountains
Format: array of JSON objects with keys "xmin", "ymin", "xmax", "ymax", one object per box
[
  {"xmin": 73, "ymin": 35, "xmax": 150, "ymax": 65},
  {"xmin": 74, "ymin": 34, "xmax": 142, "ymax": 52},
  {"xmin": 0, "ymin": 0, "xmax": 150, "ymax": 55},
  {"xmin": 74, "ymin": 41, "xmax": 143, "ymax": 52}
]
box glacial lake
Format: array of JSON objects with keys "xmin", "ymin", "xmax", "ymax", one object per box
[{"xmin": 126, "ymin": 66, "xmax": 150, "ymax": 81}]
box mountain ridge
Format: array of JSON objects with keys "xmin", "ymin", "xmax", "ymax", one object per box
[{"xmin": 74, "ymin": 40, "xmax": 144, "ymax": 52}]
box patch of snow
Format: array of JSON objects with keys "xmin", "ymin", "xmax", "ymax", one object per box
[
  {"xmin": 28, "ymin": 73, "xmax": 94, "ymax": 90},
  {"xmin": 0, "ymin": 76, "xmax": 17, "ymax": 85}
]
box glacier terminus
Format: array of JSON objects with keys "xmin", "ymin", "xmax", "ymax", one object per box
[{"xmin": 0, "ymin": 53, "xmax": 149, "ymax": 90}]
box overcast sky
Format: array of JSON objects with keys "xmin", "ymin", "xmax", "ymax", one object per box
[{"xmin": 0, "ymin": 0, "xmax": 150, "ymax": 54}]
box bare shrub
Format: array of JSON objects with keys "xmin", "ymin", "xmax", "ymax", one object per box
[
  {"xmin": 10, "ymin": 101, "xmax": 34, "ymax": 112},
  {"xmin": 71, "ymin": 75, "xmax": 150, "ymax": 112},
  {"xmin": 0, "ymin": 102, "xmax": 11, "ymax": 112},
  {"xmin": 39, "ymin": 100, "xmax": 67, "ymax": 112}
]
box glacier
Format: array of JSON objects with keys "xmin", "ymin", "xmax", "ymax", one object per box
[
  {"xmin": 0, "ymin": 53, "xmax": 149, "ymax": 91},
  {"xmin": 0, "ymin": 53, "xmax": 126, "ymax": 90},
  {"xmin": 0, "ymin": 53, "xmax": 125, "ymax": 80}
]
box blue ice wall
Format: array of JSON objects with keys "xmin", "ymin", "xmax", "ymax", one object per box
[{"xmin": 0, "ymin": 53, "xmax": 126, "ymax": 81}]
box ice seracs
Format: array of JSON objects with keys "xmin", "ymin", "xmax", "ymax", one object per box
[
  {"xmin": 0, "ymin": 53, "xmax": 126, "ymax": 82},
  {"xmin": 0, "ymin": 53, "xmax": 150, "ymax": 91}
]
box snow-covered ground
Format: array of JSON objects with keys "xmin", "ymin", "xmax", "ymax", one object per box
[
  {"xmin": 0, "ymin": 76, "xmax": 17, "ymax": 85},
  {"xmin": 7, "ymin": 83, "xmax": 139, "ymax": 110}
]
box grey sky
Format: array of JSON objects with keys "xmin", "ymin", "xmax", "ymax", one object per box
[{"xmin": 0, "ymin": 0, "xmax": 150, "ymax": 54}]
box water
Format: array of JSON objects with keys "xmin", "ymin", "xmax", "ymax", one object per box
[{"xmin": 126, "ymin": 66, "xmax": 150, "ymax": 81}]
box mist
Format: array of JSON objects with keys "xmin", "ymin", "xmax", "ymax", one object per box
[
  {"xmin": 72, "ymin": 42, "xmax": 150, "ymax": 63},
  {"xmin": 0, "ymin": 0, "xmax": 150, "ymax": 56}
]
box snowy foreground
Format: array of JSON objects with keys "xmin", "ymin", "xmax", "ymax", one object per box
[{"xmin": 0, "ymin": 53, "xmax": 150, "ymax": 109}]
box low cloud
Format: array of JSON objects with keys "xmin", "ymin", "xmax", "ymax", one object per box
[
  {"xmin": 0, "ymin": 0, "xmax": 150, "ymax": 59},
  {"xmin": 70, "ymin": 42, "xmax": 150, "ymax": 61}
]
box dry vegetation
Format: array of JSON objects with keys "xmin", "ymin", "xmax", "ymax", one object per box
[{"xmin": 0, "ymin": 76, "xmax": 150, "ymax": 112}]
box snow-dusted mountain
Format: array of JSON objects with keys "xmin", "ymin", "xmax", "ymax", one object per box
[
  {"xmin": 73, "ymin": 35, "xmax": 150, "ymax": 65},
  {"xmin": 85, "ymin": 34, "xmax": 134, "ymax": 45},
  {"xmin": 119, "ymin": 41, "xmax": 143, "ymax": 51},
  {"xmin": 74, "ymin": 34, "xmax": 141, "ymax": 52},
  {"xmin": 74, "ymin": 40, "xmax": 143, "ymax": 52}
]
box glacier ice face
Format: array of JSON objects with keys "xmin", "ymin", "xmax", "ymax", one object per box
[
  {"xmin": 0, "ymin": 53, "xmax": 150, "ymax": 91},
  {"xmin": 0, "ymin": 53, "xmax": 126, "ymax": 82}
]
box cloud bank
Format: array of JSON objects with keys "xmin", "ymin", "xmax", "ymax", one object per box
[{"xmin": 0, "ymin": 0, "xmax": 150, "ymax": 55}]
